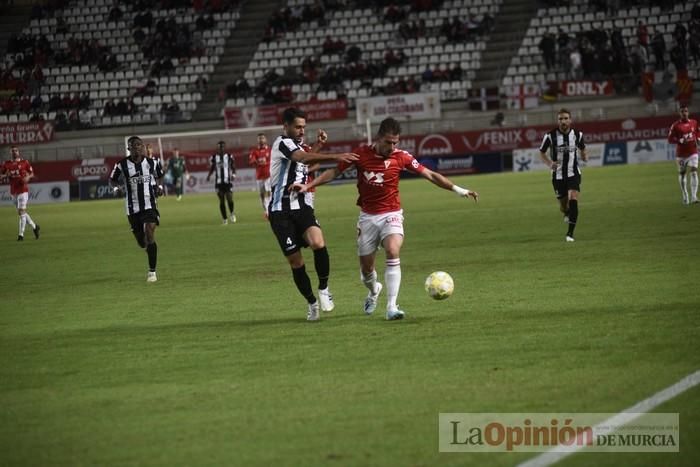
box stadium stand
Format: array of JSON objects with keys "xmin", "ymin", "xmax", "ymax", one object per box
[
  {"xmin": 502, "ymin": 2, "xmax": 699, "ymax": 91},
  {"xmin": 0, "ymin": 0, "xmax": 241, "ymax": 128},
  {"xmin": 225, "ymin": 0, "xmax": 502, "ymax": 109}
]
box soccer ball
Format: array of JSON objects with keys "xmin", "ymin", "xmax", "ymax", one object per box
[{"xmin": 424, "ymin": 271, "xmax": 454, "ymax": 300}]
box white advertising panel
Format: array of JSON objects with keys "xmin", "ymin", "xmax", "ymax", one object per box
[
  {"xmin": 0, "ymin": 181, "xmax": 70, "ymax": 205},
  {"xmin": 356, "ymin": 92, "xmax": 441, "ymax": 123}
]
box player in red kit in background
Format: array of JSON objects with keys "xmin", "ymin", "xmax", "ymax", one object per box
[
  {"xmin": 1, "ymin": 145, "xmax": 40, "ymax": 241},
  {"xmin": 248, "ymin": 133, "xmax": 272, "ymax": 217},
  {"xmin": 293, "ymin": 117, "xmax": 478, "ymax": 321},
  {"xmin": 668, "ymin": 104, "xmax": 700, "ymax": 204}
]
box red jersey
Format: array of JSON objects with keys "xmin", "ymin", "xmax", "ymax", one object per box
[
  {"xmin": 337, "ymin": 144, "xmax": 425, "ymax": 214},
  {"xmin": 668, "ymin": 118, "xmax": 700, "ymax": 158},
  {"xmin": 248, "ymin": 145, "xmax": 271, "ymax": 180},
  {"xmin": 1, "ymin": 159, "xmax": 33, "ymax": 195}
]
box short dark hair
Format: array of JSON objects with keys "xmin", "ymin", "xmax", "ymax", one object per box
[
  {"xmin": 127, "ymin": 136, "xmax": 141, "ymax": 148},
  {"xmin": 377, "ymin": 117, "xmax": 401, "ymax": 136},
  {"xmin": 282, "ymin": 107, "xmax": 306, "ymax": 125},
  {"xmin": 257, "ymin": 133, "xmax": 265, "ymax": 137},
  {"xmin": 680, "ymin": 104, "xmax": 689, "ymax": 110},
  {"xmin": 558, "ymin": 108, "xmax": 571, "ymax": 117},
  {"xmin": 218, "ymin": 140, "xmax": 225, "ymax": 145}
]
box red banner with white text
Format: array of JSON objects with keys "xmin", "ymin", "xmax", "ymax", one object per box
[{"xmin": 0, "ymin": 121, "xmax": 55, "ymax": 145}]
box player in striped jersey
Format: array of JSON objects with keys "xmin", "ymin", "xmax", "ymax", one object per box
[
  {"xmin": 270, "ymin": 107, "xmax": 359, "ymax": 321},
  {"xmin": 207, "ymin": 141, "xmax": 237, "ymax": 224},
  {"xmin": 110, "ymin": 136, "xmax": 165, "ymax": 282},
  {"xmin": 539, "ymin": 108, "xmax": 588, "ymax": 242}
]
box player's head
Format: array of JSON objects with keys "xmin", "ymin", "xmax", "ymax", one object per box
[
  {"xmin": 375, "ymin": 117, "xmax": 401, "ymax": 158},
  {"xmin": 257, "ymin": 133, "xmax": 267, "ymax": 147},
  {"xmin": 9, "ymin": 145, "xmax": 20, "ymax": 160},
  {"xmin": 557, "ymin": 108, "xmax": 572, "ymax": 133},
  {"xmin": 173, "ymin": 147, "xmax": 180, "ymax": 157},
  {"xmin": 217, "ymin": 141, "xmax": 226, "ymax": 152},
  {"xmin": 282, "ymin": 107, "xmax": 307, "ymax": 143},
  {"xmin": 127, "ymin": 136, "xmax": 145, "ymax": 159},
  {"xmin": 679, "ymin": 104, "xmax": 689, "ymax": 121}
]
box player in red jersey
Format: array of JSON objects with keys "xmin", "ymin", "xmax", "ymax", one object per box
[
  {"xmin": 293, "ymin": 117, "xmax": 478, "ymax": 320},
  {"xmin": 668, "ymin": 104, "xmax": 700, "ymax": 204},
  {"xmin": 0, "ymin": 145, "xmax": 40, "ymax": 241},
  {"xmin": 248, "ymin": 133, "xmax": 272, "ymax": 216}
]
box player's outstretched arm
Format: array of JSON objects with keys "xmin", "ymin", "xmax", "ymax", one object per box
[
  {"xmin": 291, "ymin": 149, "xmax": 358, "ymax": 165},
  {"xmin": 289, "ymin": 167, "xmax": 340, "ymax": 193},
  {"xmin": 420, "ymin": 168, "xmax": 478, "ymax": 202}
]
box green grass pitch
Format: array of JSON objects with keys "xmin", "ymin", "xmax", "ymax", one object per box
[{"xmin": 1, "ymin": 162, "xmax": 698, "ymax": 466}]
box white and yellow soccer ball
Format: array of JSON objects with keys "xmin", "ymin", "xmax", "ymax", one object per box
[{"xmin": 424, "ymin": 271, "xmax": 454, "ymax": 300}]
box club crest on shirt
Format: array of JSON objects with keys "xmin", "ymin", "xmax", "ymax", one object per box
[{"xmin": 384, "ymin": 160, "xmax": 391, "ymax": 169}]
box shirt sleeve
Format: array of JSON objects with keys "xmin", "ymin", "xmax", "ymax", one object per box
[
  {"xmin": 278, "ymin": 137, "xmax": 302, "ymax": 160},
  {"xmin": 110, "ymin": 161, "xmax": 122, "ymax": 182},
  {"xmin": 576, "ymin": 130, "xmax": 586, "ymax": 149},
  {"xmin": 539, "ymin": 132, "xmax": 551, "ymax": 153},
  {"xmin": 155, "ymin": 160, "xmax": 164, "ymax": 178},
  {"xmin": 668, "ymin": 123, "xmax": 679, "ymax": 143},
  {"xmin": 401, "ymin": 152, "xmax": 425, "ymax": 174}
]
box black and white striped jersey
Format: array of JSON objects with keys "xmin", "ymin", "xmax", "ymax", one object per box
[
  {"xmin": 539, "ymin": 128, "xmax": 586, "ymax": 180},
  {"xmin": 110, "ymin": 156, "xmax": 164, "ymax": 215},
  {"xmin": 210, "ymin": 153, "xmax": 236, "ymax": 184},
  {"xmin": 269, "ymin": 135, "xmax": 314, "ymax": 212}
]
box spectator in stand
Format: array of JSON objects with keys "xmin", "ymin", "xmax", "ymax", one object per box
[
  {"xmin": 670, "ymin": 41, "xmax": 688, "ymax": 72},
  {"xmin": 637, "ymin": 21, "xmax": 649, "ymax": 50},
  {"xmin": 557, "ymin": 28, "xmax": 570, "ymax": 70},
  {"xmin": 569, "ymin": 47, "xmax": 583, "ymax": 79},
  {"xmin": 384, "ymin": 3, "xmax": 406, "ymax": 23},
  {"xmin": 126, "ymin": 98, "xmax": 138, "ymax": 115},
  {"xmin": 108, "ymin": 4, "xmax": 123, "ymax": 22},
  {"xmin": 19, "ymin": 95, "xmax": 31, "ymax": 113},
  {"xmin": 30, "ymin": 94, "xmax": 42, "ymax": 112},
  {"xmin": 346, "ymin": 45, "xmax": 362, "ymax": 63},
  {"xmin": 651, "ymin": 30, "xmax": 666, "ymax": 70},
  {"xmin": 673, "ymin": 22, "xmax": 687, "ymax": 51},
  {"xmin": 79, "ymin": 92, "xmax": 91, "ymax": 109},
  {"xmin": 689, "ymin": 28, "xmax": 700, "ymax": 64},
  {"xmin": 116, "ymin": 99, "xmax": 128, "ymax": 115},
  {"xmin": 539, "ymin": 32, "xmax": 557, "ymax": 70},
  {"xmin": 104, "ymin": 99, "xmax": 117, "ymax": 116},
  {"xmin": 449, "ymin": 63, "xmax": 463, "ymax": 81}
]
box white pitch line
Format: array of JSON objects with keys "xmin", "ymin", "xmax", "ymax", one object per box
[{"xmin": 517, "ymin": 369, "xmax": 700, "ymax": 467}]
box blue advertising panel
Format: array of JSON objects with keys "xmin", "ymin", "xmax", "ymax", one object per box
[{"xmin": 603, "ymin": 142, "xmax": 627, "ymax": 165}]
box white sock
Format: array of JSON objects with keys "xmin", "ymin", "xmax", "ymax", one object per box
[
  {"xmin": 385, "ymin": 258, "xmax": 401, "ymax": 311},
  {"xmin": 361, "ymin": 269, "xmax": 378, "ymax": 293},
  {"xmin": 679, "ymin": 173, "xmax": 688, "ymax": 199},
  {"xmin": 19, "ymin": 215, "xmax": 26, "ymax": 236},
  {"xmin": 24, "ymin": 213, "xmax": 36, "ymax": 229},
  {"xmin": 691, "ymin": 172, "xmax": 698, "ymax": 200}
]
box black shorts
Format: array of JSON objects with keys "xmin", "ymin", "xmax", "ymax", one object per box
[
  {"xmin": 269, "ymin": 207, "xmax": 320, "ymax": 256},
  {"xmin": 552, "ymin": 175, "xmax": 581, "ymax": 199},
  {"xmin": 215, "ymin": 183, "xmax": 233, "ymax": 193},
  {"xmin": 128, "ymin": 209, "xmax": 160, "ymax": 233}
]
